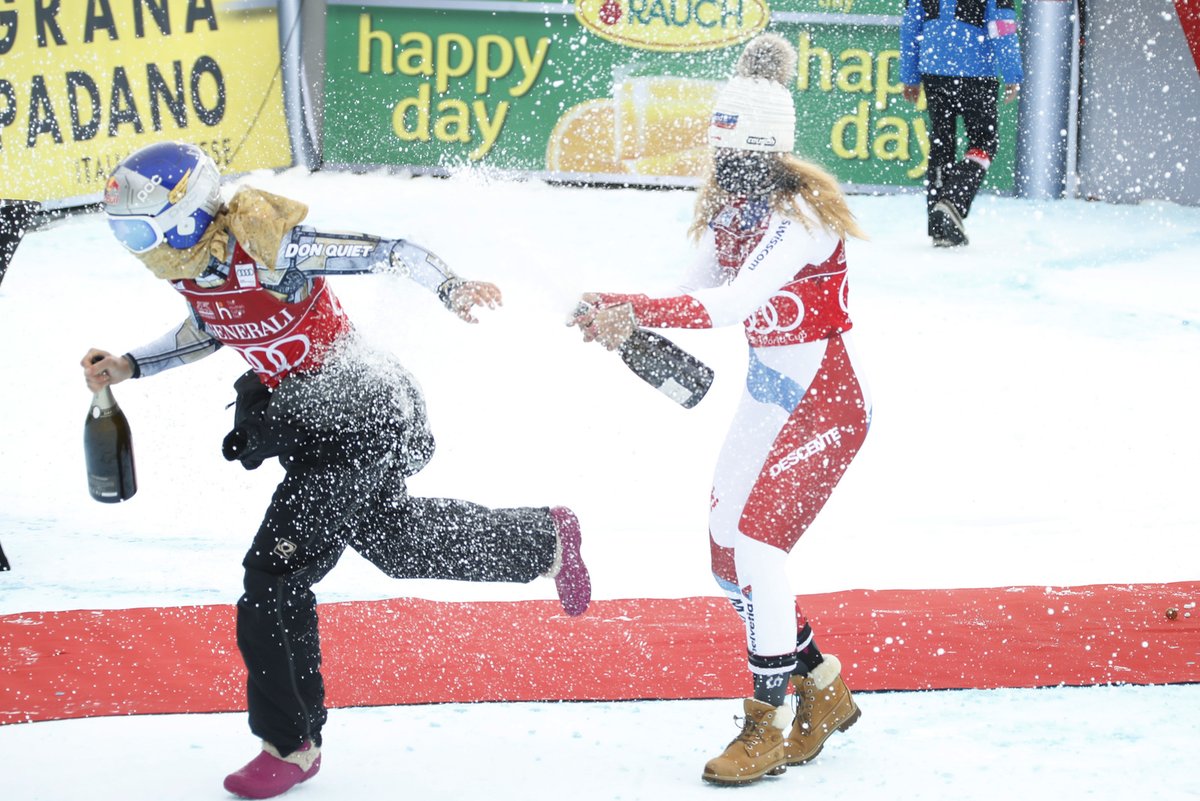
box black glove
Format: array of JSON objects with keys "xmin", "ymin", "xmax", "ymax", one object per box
[
  {"xmin": 221, "ymin": 426, "xmax": 266, "ymax": 470},
  {"xmin": 222, "ymin": 371, "xmax": 302, "ymax": 470}
]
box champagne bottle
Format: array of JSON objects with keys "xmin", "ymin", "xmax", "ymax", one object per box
[
  {"xmin": 84, "ymin": 384, "xmax": 137, "ymax": 503},
  {"xmin": 570, "ymin": 302, "xmax": 715, "ymax": 409},
  {"xmin": 618, "ymin": 328, "xmax": 715, "ymax": 409}
]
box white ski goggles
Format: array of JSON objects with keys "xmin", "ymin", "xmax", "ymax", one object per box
[
  {"xmin": 107, "ymin": 214, "xmax": 170, "ymax": 253},
  {"xmin": 107, "ymin": 203, "xmax": 216, "ymax": 254}
]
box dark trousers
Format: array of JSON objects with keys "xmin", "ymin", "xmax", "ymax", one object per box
[
  {"xmin": 923, "ymin": 74, "xmax": 999, "ymax": 227},
  {"xmin": 1, "ymin": 200, "xmax": 39, "ymax": 288},
  {"xmin": 237, "ymin": 454, "xmax": 557, "ymax": 755}
]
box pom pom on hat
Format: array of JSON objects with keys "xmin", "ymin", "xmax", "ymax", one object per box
[
  {"xmin": 709, "ymin": 34, "xmax": 798, "ymax": 153},
  {"xmin": 735, "ymin": 33, "xmax": 798, "ymax": 84}
]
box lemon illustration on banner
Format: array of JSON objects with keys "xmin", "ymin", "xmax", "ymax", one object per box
[
  {"xmin": 547, "ymin": 74, "xmax": 720, "ymax": 179},
  {"xmin": 557, "ymin": 0, "xmax": 767, "ymax": 178},
  {"xmin": 547, "ymin": 100, "xmax": 623, "ymax": 175}
]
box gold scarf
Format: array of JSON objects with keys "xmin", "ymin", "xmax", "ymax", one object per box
[{"xmin": 135, "ymin": 187, "xmax": 310, "ymax": 280}]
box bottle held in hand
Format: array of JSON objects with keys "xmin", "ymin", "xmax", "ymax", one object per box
[
  {"xmin": 571, "ymin": 301, "xmax": 715, "ymax": 409},
  {"xmin": 619, "ymin": 328, "xmax": 715, "ymax": 409},
  {"xmin": 84, "ymin": 384, "xmax": 137, "ymax": 503}
]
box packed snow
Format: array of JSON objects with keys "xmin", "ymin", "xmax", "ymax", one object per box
[{"xmin": 2, "ymin": 170, "xmax": 1198, "ymax": 800}]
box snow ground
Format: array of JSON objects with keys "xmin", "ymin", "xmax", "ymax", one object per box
[
  {"xmin": 1, "ymin": 171, "xmax": 1198, "ymax": 800},
  {"xmin": 3, "ymin": 685, "xmax": 1199, "ymax": 801}
]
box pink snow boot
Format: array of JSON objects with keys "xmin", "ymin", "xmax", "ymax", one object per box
[
  {"xmin": 223, "ymin": 740, "xmax": 321, "ymax": 799},
  {"xmin": 548, "ymin": 506, "xmax": 591, "ymax": 616}
]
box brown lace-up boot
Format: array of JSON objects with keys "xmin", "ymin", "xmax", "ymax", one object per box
[
  {"xmin": 701, "ymin": 698, "xmax": 794, "ymax": 785},
  {"xmin": 784, "ymin": 654, "xmax": 861, "ymax": 765}
]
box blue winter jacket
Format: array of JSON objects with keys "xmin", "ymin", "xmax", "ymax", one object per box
[{"xmin": 899, "ymin": 0, "xmax": 1024, "ymax": 85}]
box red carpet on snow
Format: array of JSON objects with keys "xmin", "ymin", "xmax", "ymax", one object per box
[{"xmin": 1, "ymin": 582, "xmax": 1197, "ymax": 726}]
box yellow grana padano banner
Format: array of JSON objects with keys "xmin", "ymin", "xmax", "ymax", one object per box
[{"xmin": 0, "ymin": 0, "xmax": 292, "ymax": 206}]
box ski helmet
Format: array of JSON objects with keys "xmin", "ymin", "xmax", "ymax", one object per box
[{"xmin": 104, "ymin": 142, "xmax": 222, "ymax": 253}]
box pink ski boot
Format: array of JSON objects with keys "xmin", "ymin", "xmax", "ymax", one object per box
[
  {"xmin": 223, "ymin": 740, "xmax": 321, "ymax": 799},
  {"xmin": 549, "ymin": 507, "xmax": 591, "ymax": 616}
]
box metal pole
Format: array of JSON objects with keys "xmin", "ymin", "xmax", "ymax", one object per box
[
  {"xmin": 279, "ymin": 0, "xmax": 318, "ymax": 170},
  {"xmin": 1014, "ymin": 0, "xmax": 1077, "ymax": 199},
  {"xmin": 1063, "ymin": 3, "xmax": 1081, "ymax": 197}
]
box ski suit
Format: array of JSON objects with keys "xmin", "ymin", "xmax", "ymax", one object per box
[
  {"xmin": 900, "ymin": 0, "xmax": 1023, "ymax": 223},
  {"xmin": 591, "ymin": 196, "xmax": 871, "ymax": 687},
  {"xmin": 124, "ymin": 216, "xmax": 558, "ymax": 755}
]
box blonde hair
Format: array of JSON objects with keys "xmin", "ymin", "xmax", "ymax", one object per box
[{"xmin": 689, "ymin": 153, "xmax": 867, "ymax": 242}]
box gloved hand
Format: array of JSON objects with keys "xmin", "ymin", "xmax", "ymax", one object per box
[
  {"xmin": 222, "ymin": 370, "xmax": 300, "ymax": 470},
  {"xmin": 222, "ymin": 425, "xmax": 266, "ymax": 470}
]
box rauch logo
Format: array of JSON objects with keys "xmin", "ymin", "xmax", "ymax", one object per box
[{"xmin": 575, "ymin": 0, "xmax": 769, "ymax": 52}]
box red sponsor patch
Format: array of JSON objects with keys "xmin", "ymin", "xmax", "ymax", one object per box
[{"xmin": 103, "ymin": 177, "xmax": 121, "ymax": 206}]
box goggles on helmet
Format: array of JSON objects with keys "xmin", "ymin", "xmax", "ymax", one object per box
[
  {"xmin": 104, "ymin": 144, "xmax": 222, "ymax": 254},
  {"xmin": 107, "ymin": 214, "xmax": 168, "ymax": 253}
]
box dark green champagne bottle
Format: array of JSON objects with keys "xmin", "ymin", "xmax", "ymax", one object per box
[
  {"xmin": 570, "ymin": 302, "xmax": 715, "ymax": 409},
  {"xmin": 84, "ymin": 385, "xmax": 137, "ymax": 503},
  {"xmin": 619, "ymin": 328, "xmax": 714, "ymax": 409}
]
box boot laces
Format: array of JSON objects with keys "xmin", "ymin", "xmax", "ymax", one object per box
[
  {"xmin": 731, "ymin": 712, "xmax": 770, "ymax": 747},
  {"xmin": 791, "ymin": 681, "xmax": 816, "ymax": 733}
]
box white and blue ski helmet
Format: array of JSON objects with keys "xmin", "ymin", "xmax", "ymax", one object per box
[{"xmin": 104, "ymin": 142, "xmax": 222, "ymax": 254}]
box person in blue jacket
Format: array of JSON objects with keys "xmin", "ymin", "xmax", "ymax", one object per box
[{"xmin": 900, "ymin": 0, "xmax": 1023, "ymax": 246}]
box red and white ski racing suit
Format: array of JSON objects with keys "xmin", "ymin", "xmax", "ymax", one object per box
[{"xmin": 593, "ymin": 196, "xmax": 871, "ymax": 675}]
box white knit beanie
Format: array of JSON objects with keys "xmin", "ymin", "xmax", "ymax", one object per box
[{"xmin": 709, "ymin": 34, "xmax": 798, "ymax": 153}]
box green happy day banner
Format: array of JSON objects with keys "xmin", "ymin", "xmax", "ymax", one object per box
[{"xmin": 322, "ymin": 0, "xmax": 1017, "ymax": 191}]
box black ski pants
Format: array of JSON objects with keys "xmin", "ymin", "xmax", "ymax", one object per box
[
  {"xmin": 923, "ymin": 74, "xmax": 999, "ymax": 224},
  {"xmin": 237, "ymin": 452, "xmax": 557, "ymax": 756}
]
